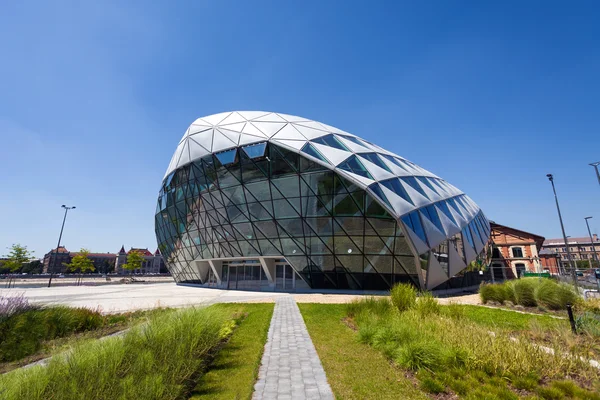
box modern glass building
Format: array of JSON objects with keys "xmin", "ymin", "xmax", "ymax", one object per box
[{"xmin": 155, "ymin": 111, "xmax": 491, "ymax": 291}]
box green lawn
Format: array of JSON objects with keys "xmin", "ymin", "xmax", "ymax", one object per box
[
  {"xmin": 189, "ymin": 303, "xmax": 274, "ymax": 400},
  {"xmin": 299, "ymin": 303, "xmax": 428, "ymax": 400},
  {"xmin": 455, "ymin": 304, "xmax": 566, "ymax": 331}
]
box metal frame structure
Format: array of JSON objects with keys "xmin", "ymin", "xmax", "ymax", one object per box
[{"xmin": 156, "ymin": 112, "xmax": 491, "ymax": 290}]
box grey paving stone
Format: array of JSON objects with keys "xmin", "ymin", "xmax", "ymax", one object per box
[{"xmin": 252, "ymin": 296, "xmax": 334, "ymax": 400}]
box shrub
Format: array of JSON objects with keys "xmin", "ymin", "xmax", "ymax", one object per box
[
  {"xmin": 419, "ymin": 375, "xmax": 446, "ymax": 394},
  {"xmin": 346, "ymin": 297, "xmax": 393, "ymax": 319},
  {"xmin": 415, "ymin": 292, "xmax": 440, "ymax": 317},
  {"xmin": 394, "ymin": 340, "xmax": 443, "ymax": 371},
  {"xmin": 575, "ymin": 312, "xmax": 600, "ymax": 338},
  {"xmin": 512, "ymin": 279, "xmax": 537, "ymax": 307},
  {"xmin": 390, "ymin": 283, "xmax": 417, "ymax": 312},
  {"xmin": 0, "ymin": 306, "xmax": 230, "ymax": 400},
  {"xmin": 0, "ymin": 306, "xmax": 103, "ymax": 362},
  {"xmin": 556, "ymin": 283, "xmax": 578, "ymax": 308},
  {"xmin": 0, "ymin": 294, "xmax": 36, "ymax": 321},
  {"xmin": 534, "ymin": 279, "xmax": 562, "ymax": 310},
  {"xmin": 537, "ymin": 386, "xmax": 564, "ymax": 400},
  {"xmin": 480, "ymin": 283, "xmax": 508, "ymax": 304}
]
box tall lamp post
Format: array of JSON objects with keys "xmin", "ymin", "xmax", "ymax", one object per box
[
  {"xmin": 546, "ymin": 174, "xmax": 578, "ymax": 290},
  {"xmin": 48, "ymin": 205, "xmax": 76, "ymax": 288},
  {"xmin": 589, "ymin": 161, "xmax": 600, "ymax": 186}
]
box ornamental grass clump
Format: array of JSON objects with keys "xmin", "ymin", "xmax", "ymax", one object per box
[
  {"xmin": 0, "ymin": 305, "xmax": 103, "ymax": 362},
  {"xmin": 479, "ymin": 283, "xmax": 508, "ymax": 304},
  {"xmin": 415, "ymin": 292, "xmax": 441, "ymax": 317},
  {"xmin": 390, "ymin": 283, "xmax": 417, "ymax": 312},
  {"xmin": 0, "ymin": 306, "xmax": 232, "ymax": 400},
  {"xmin": 346, "ymin": 296, "xmax": 600, "ymax": 397},
  {"xmin": 512, "ymin": 278, "xmax": 537, "ymax": 307}
]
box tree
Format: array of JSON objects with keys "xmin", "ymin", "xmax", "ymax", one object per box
[
  {"xmin": 3, "ymin": 244, "xmax": 34, "ymax": 288},
  {"xmin": 575, "ymin": 259, "xmax": 599, "ymax": 270},
  {"xmin": 122, "ymin": 250, "xmax": 144, "ymax": 275},
  {"xmin": 64, "ymin": 249, "xmax": 95, "ymax": 286},
  {"xmin": 21, "ymin": 260, "xmax": 43, "ymax": 274}
]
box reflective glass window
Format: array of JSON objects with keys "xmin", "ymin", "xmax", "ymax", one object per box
[
  {"xmin": 337, "ymin": 155, "xmax": 373, "ymax": 179},
  {"xmin": 379, "ymin": 154, "xmax": 408, "ymax": 171},
  {"xmin": 422, "ymin": 205, "xmax": 444, "ymax": 233},
  {"xmin": 364, "ymin": 194, "xmax": 393, "ymax": 218},
  {"xmin": 417, "ymin": 177, "xmax": 440, "ymax": 195},
  {"xmin": 436, "ymin": 201, "xmax": 457, "ymax": 225},
  {"xmin": 242, "ymin": 142, "xmax": 267, "ymax": 158},
  {"xmin": 401, "ymin": 211, "xmax": 427, "ymax": 245},
  {"xmin": 311, "ymin": 134, "xmax": 349, "ymax": 151},
  {"xmin": 380, "ymin": 178, "xmax": 414, "ymax": 205},
  {"xmin": 400, "ymin": 177, "xmax": 429, "ymax": 199},
  {"xmin": 368, "ymin": 183, "xmax": 393, "ymax": 209},
  {"xmin": 336, "ymin": 134, "xmax": 367, "ymax": 147},
  {"xmin": 462, "ymin": 226, "xmax": 475, "ymax": 249},
  {"xmin": 358, "ymin": 153, "xmax": 392, "ymax": 172},
  {"xmin": 215, "ymin": 149, "xmax": 237, "ymax": 165},
  {"xmin": 300, "ymin": 142, "xmax": 329, "ymax": 163}
]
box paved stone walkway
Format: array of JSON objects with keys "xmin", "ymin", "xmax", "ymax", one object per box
[{"xmin": 253, "ymin": 296, "xmax": 334, "ymax": 400}]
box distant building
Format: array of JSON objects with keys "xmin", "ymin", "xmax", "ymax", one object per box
[
  {"xmin": 42, "ymin": 246, "xmax": 166, "ymax": 274},
  {"xmin": 539, "ymin": 249, "xmax": 561, "ymax": 275},
  {"xmin": 42, "ymin": 246, "xmax": 72, "ymax": 274},
  {"xmin": 115, "ymin": 246, "xmax": 165, "ymax": 274},
  {"xmin": 541, "ymin": 234, "xmax": 600, "ymax": 269},
  {"xmin": 489, "ymin": 222, "xmax": 545, "ymax": 280}
]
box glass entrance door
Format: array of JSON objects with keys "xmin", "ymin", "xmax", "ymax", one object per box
[{"xmin": 227, "ymin": 266, "xmax": 237, "ymax": 290}]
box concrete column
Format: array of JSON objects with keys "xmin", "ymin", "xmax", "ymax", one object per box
[
  {"xmin": 207, "ymin": 259, "xmax": 222, "ymax": 285},
  {"xmin": 192, "ymin": 260, "xmax": 211, "ymax": 283},
  {"xmin": 259, "ymin": 257, "xmax": 276, "ymax": 288}
]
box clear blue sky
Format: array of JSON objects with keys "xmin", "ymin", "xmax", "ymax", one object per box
[{"xmin": 1, "ymin": 1, "xmax": 599, "ymax": 258}]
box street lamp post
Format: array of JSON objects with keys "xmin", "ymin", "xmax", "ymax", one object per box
[
  {"xmin": 546, "ymin": 174, "xmax": 578, "ymax": 290},
  {"xmin": 584, "ymin": 216, "xmax": 600, "ymax": 291},
  {"xmin": 48, "ymin": 205, "xmax": 76, "ymax": 288}
]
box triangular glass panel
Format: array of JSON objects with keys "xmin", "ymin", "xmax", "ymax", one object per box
[
  {"xmin": 241, "ymin": 142, "xmax": 267, "ymax": 158},
  {"xmin": 311, "ymin": 134, "xmax": 349, "ymax": 151},
  {"xmin": 337, "ymin": 155, "xmax": 373, "ymax": 179},
  {"xmin": 436, "ymin": 200, "xmax": 457, "ymax": 225},
  {"xmin": 379, "ymin": 178, "xmax": 414, "ymax": 205},
  {"xmin": 421, "ymin": 205, "xmax": 445, "ymax": 234},
  {"xmin": 300, "ymin": 142, "xmax": 329, "ymax": 164},
  {"xmin": 400, "ymin": 177, "xmax": 429, "ymax": 199},
  {"xmin": 417, "ymin": 177, "xmax": 440, "ymax": 196},
  {"xmin": 364, "ymin": 194, "xmax": 393, "ymax": 219},
  {"xmin": 368, "ymin": 183, "xmax": 393, "ymax": 210},
  {"xmin": 358, "ymin": 153, "xmax": 392, "ymax": 172},
  {"xmin": 401, "ymin": 211, "xmax": 428, "ymax": 246},
  {"xmin": 215, "ymin": 149, "xmax": 237, "ymax": 166}
]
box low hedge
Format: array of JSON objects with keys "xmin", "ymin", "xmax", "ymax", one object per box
[{"xmin": 479, "ymin": 278, "xmax": 579, "ymax": 310}]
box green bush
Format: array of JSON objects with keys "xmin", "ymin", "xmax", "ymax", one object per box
[
  {"xmin": 390, "ymin": 283, "xmax": 417, "ymax": 312},
  {"xmin": 419, "ymin": 375, "xmax": 446, "ymax": 394},
  {"xmin": 534, "ymin": 279, "xmax": 562, "ymax": 310},
  {"xmin": 512, "ymin": 279, "xmax": 537, "ymax": 307},
  {"xmin": 394, "ymin": 340, "xmax": 443, "ymax": 371},
  {"xmin": 415, "ymin": 292, "xmax": 440, "ymax": 316},
  {"xmin": 0, "ymin": 306, "xmax": 103, "ymax": 362},
  {"xmin": 0, "ymin": 306, "xmax": 230, "ymax": 400},
  {"xmin": 346, "ymin": 297, "xmax": 393, "ymax": 319},
  {"xmin": 479, "ymin": 283, "xmax": 508, "ymax": 304},
  {"xmin": 556, "ymin": 283, "xmax": 578, "ymax": 308}
]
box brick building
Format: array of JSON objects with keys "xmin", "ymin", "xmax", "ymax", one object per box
[
  {"xmin": 541, "ymin": 235, "xmax": 600, "ymax": 270},
  {"xmin": 489, "ymin": 222, "xmax": 545, "ymax": 281},
  {"xmin": 42, "ymin": 246, "xmax": 165, "ymax": 274}
]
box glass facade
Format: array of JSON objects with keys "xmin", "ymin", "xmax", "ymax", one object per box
[
  {"xmin": 156, "ymin": 142, "xmax": 420, "ymax": 289},
  {"xmin": 156, "ymin": 111, "xmax": 491, "ymax": 290}
]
